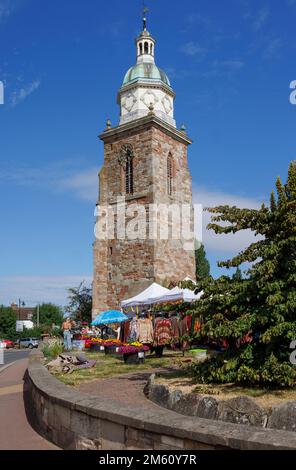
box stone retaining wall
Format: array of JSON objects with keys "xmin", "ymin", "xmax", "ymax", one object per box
[
  {"xmin": 145, "ymin": 374, "xmax": 296, "ymax": 432},
  {"xmin": 27, "ymin": 351, "xmax": 296, "ymax": 450}
]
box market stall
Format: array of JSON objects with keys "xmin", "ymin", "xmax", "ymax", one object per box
[
  {"xmin": 120, "ymin": 283, "xmax": 204, "ymax": 357},
  {"xmin": 121, "ymin": 282, "xmax": 171, "ymax": 309}
]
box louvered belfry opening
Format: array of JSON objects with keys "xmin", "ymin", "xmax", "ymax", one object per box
[
  {"xmin": 167, "ymin": 153, "xmax": 173, "ymax": 196},
  {"xmin": 125, "ymin": 149, "xmax": 134, "ymax": 195}
]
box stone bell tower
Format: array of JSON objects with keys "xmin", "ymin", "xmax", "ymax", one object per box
[{"xmin": 92, "ymin": 11, "xmax": 195, "ymax": 317}]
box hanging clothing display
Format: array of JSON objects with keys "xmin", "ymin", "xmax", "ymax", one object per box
[
  {"xmin": 179, "ymin": 314, "xmax": 192, "ymax": 337},
  {"xmin": 137, "ymin": 318, "xmax": 154, "ymax": 344},
  {"xmin": 179, "ymin": 314, "xmax": 193, "ymax": 350},
  {"xmin": 127, "ymin": 318, "xmax": 138, "ymax": 342},
  {"xmin": 122, "ymin": 320, "xmax": 130, "ymax": 343},
  {"xmin": 153, "ymin": 317, "xmax": 174, "ymax": 346}
]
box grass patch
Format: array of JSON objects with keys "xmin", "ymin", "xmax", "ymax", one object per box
[
  {"xmin": 52, "ymin": 352, "xmax": 176, "ymax": 386},
  {"xmin": 155, "ymin": 371, "xmax": 296, "ymax": 410}
]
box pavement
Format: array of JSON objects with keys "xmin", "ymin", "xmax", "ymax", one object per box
[
  {"xmin": 0, "ymin": 356, "xmax": 58, "ymax": 450},
  {"xmin": 76, "ymin": 369, "xmax": 169, "ymax": 409}
]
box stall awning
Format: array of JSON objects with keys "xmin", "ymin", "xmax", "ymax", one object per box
[{"xmin": 121, "ymin": 283, "xmax": 170, "ymax": 308}]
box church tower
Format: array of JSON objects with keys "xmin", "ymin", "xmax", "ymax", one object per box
[{"xmin": 93, "ymin": 11, "xmax": 196, "ymax": 316}]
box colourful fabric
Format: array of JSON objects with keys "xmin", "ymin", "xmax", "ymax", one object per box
[
  {"xmin": 153, "ymin": 318, "xmax": 173, "ymax": 346},
  {"xmin": 169, "ymin": 316, "xmax": 180, "ymax": 346},
  {"xmin": 179, "ymin": 314, "xmax": 192, "ymax": 350},
  {"xmin": 128, "ymin": 318, "xmax": 138, "ymax": 342},
  {"xmin": 179, "ymin": 314, "xmax": 192, "ymax": 337},
  {"xmin": 194, "ymin": 319, "xmax": 201, "ymax": 333},
  {"xmin": 123, "ymin": 320, "xmax": 131, "ymax": 343},
  {"xmin": 137, "ymin": 318, "xmax": 154, "ymax": 344}
]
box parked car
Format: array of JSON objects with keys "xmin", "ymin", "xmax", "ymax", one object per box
[
  {"xmin": 16, "ymin": 338, "xmax": 39, "ymax": 349},
  {"xmin": 0, "ymin": 339, "xmax": 14, "ymax": 349}
]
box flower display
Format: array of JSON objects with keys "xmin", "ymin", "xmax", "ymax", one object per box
[
  {"xmin": 88, "ymin": 338, "xmax": 104, "ymax": 343},
  {"xmin": 103, "ymin": 341, "xmax": 120, "ymax": 348},
  {"xmin": 118, "ymin": 345, "xmax": 149, "ymax": 355},
  {"xmin": 80, "ymin": 336, "xmax": 148, "ymax": 353}
]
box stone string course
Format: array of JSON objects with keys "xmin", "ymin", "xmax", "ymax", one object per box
[{"xmin": 27, "ymin": 351, "xmax": 296, "ymax": 450}]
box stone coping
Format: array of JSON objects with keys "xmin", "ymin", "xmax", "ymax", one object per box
[
  {"xmin": 146, "ymin": 374, "xmax": 296, "ymax": 433},
  {"xmin": 27, "ymin": 350, "xmax": 296, "ymax": 450}
]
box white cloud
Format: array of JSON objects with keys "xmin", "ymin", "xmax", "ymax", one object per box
[
  {"xmin": 180, "ymin": 42, "xmax": 208, "ymax": 59},
  {"xmin": 10, "ymin": 80, "xmax": 41, "ymax": 107},
  {"xmin": 252, "ymin": 7, "xmax": 270, "ymax": 31},
  {"xmin": 203, "ymin": 60, "xmax": 245, "ymax": 79},
  {"xmin": 193, "ymin": 186, "xmax": 264, "ymax": 254},
  {"xmin": 263, "ymin": 38, "xmax": 282, "ymax": 60},
  {"xmin": 59, "ymin": 168, "xmax": 99, "ymax": 201},
  {"xmin": 0, "ymin": 162, "xmax": 99, "ymax": 202},
  {"xmin": 0, "ymin": 0, "xmax": 12, "ymax": 21},
  {"xmin": 0, "ymin": 275, "xmax": 92, "ymax": 307}
]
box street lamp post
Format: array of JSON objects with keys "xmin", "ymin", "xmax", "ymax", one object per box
[{"xmin": 18, "ymin": 299, "xmax": 25, "ymax": 348}]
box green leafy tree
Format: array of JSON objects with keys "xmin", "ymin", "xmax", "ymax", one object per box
[
  {"xmin": 232, "ymin": 267, "xmax": 243, "ymax": 281},
  {"xmin": 66, "ymin": 282, "xmax": 92, "ymax": 323},
  {"xmin": 192, "ymin": 162, "xmax": 296, "ymax": 388},
  {"xmin": 195, "ymin": 242, "xmax": 210, "ymax": 280},
  {"xmin": 32, "ymin": 303, "xmax": 63, "ymax": 326},
  {"xmin": 0, "ymin": 306, "xmax": 17, "ymax": 340}
]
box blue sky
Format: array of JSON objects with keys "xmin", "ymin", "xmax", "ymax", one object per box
[{"xmin": 0, "ymin": 0, "xmax": 295, "ymax": 306}]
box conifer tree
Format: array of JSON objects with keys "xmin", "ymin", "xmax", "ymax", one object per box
[{"xmin": 195, "ymin": 243, "xmax": 210, "ymax": 280}]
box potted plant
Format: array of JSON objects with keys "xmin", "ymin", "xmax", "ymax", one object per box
[{"xmin": 118, "ymin": 345, "xmax": 149, "ymax": 364}]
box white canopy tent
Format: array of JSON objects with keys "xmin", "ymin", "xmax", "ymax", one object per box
[
  {"xmin": 121, "ymin": 282, "xmax": 170, "ymax": 308},
  {"xmin": 151, "ymin": 286, "xmax": 204, "ymax": 304},
  {"xmin": 121, "ymin": 282, "xmax": 203, "ymax": 309}
]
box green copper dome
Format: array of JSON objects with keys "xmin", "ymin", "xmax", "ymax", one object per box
[{"xmin": 122, "ymin": 63, "xmax": 171, "ymax": 88}]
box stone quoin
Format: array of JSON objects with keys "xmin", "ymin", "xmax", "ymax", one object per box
[{"xmin": 92, "ymin": 13, "xmax": 196, "ymax": 316}]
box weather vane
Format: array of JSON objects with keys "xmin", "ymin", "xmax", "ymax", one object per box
[{"xmin": 142, "ymin": 1, "xmax": 149, "ymax": 30}]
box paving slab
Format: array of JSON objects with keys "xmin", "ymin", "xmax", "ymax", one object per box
[{"xmin": 0, "ymin": 358, "xmax": 59, "ymax": 450}]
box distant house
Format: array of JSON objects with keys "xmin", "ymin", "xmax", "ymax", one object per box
[{"xmin": 11, "ymin": 303, "xmax": 34, "ymax": 321}]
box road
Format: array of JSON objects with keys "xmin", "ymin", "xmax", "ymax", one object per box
[
  {"xmin": 0, "ymin": 349, "xmax": 31, "ymax": 371},
  {"xmin": 0, "ymin": 349, "xmax": 58, "ymax": 450}
]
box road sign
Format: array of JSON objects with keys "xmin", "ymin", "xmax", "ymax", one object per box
[{"xmin": 16, "ymin": 321, "xmax": 24, "ymax": 332}]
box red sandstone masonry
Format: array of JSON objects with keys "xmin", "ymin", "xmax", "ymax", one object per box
[{"xmin": 93, "ymin": 115, "xmax": 196, "ymax": 315}]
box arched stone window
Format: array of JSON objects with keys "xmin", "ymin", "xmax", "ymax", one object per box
[
  {"xmin": 144, "ymin": 42, "xmax": 149, "ymax": 54},
  {"xmin": 139, "ymin": 42, "xmax": 143, "ymax": 55},
  {"xmin": 118, "ymin": 144, "xmax": 134, "ymax": 195},
  {"xmin": 167, "ymin": 153, "xmax": 173, "ymax": 196}
]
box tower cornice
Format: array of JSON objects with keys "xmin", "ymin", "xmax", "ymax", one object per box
[{"xmin": 99, "ymin": 114, "xmax": 193, "ymax": 146}]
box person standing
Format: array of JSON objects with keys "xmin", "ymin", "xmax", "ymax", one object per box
[{"xmin": 62, "ymin": 318, "xmax": 72, "ymax": 351}]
